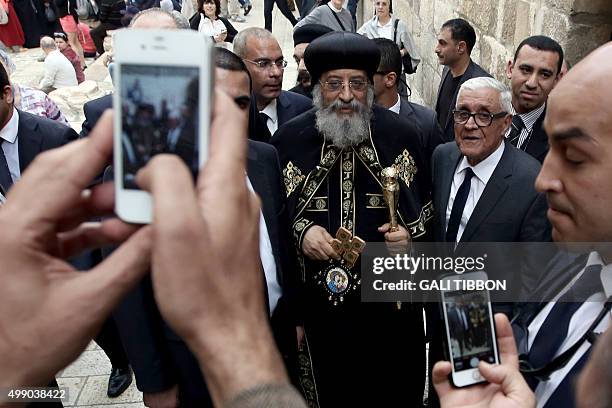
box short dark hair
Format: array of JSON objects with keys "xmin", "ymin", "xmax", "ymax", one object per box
[
  {"xmin": 198, "ymin": 0, "xmax": 220, "ymax": 17},
  {"xmin": 214, "ymin": 47, "xmax": 252, "ymax": 91},
  {"xmin": 0, "ymin": 62, "xmax": 9, "ymax": 91},
  {"xmin": 514, "ymin": 35, "xmax": 564, "ymax": 76},
  {"xmin": 373, "ymin": 38, "xmax": 401, "ymax": 83},
  {"xmin": 442, "ymin": 18, "xmax": 476, "ymax": 54}
]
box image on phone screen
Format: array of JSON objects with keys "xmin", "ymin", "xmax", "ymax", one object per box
[
  {"xmin": 120, "ymin": 64, "xmax": 199, "ymax": 189},
  {"xmin": 443, "ymin": 290, "xmax": 496, "ymax": 371}
]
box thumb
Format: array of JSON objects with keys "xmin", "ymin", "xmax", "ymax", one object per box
[
  {"xmin": 432, "ymin": 361, "xmax": 453, "ymax": 397},
  {"xmin": 378, "ymin": 223, "xmax": 390, "ymax": 233},
  {"xmin": 478, "ymin": 361, "xmax": 528, "ymax": 397}
]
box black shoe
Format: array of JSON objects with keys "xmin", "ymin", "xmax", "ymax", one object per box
[
  {"xmin": 244, "ymin": 4, "xmax": 252, "ymax": 15},
  {"xmin": 107, "ymin": 366, "xmax": 133, "ymax": 398}
]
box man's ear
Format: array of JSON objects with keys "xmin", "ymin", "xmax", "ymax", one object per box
[
  {"xmin": 506, "ymin": 60, "xmax": 514, "ymax": 80},
  {"xmin": 457, "ymin": 40, "xmax": 467, "ymax": 55},
  {"xmin": 2, "ymin": 85, "xmax": 13, "ymax": 105},
  {"xmin": 386, "ymin": 72, "xmax": 397, "ymax": 89}
]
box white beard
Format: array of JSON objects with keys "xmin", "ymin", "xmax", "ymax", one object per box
[{"xmin": 312, "ymin": 84, "xmax": 374, "ymax": 149}]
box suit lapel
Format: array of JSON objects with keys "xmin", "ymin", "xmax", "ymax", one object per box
[
  {"xmin": 460, "ymin": 143, "xmax": 512, "ymax": 242},
  {"xmin": 438, "ymin": 145, "xmax": 462, "ymax": 239},
  {"xmin": 399, "ymin": 98, "xmax": 414, "ymax": 117},
  {"xmin": 524, "ymin": 109, "xmax": 547, "ymax": 160},
  {"xmin": 247, "ymin": 144, "xmax": 284, "ymax": 288},
  {"xmin": 17, "ymin": 111, "xmax": 43, "ymax": 172},
  {"xmin": 247, "ymin": 145, "xmax": 275, "ymax": 250},
  {"xmin": 276, "ymin": 91, "xmax": 291, "ymax": 127}
]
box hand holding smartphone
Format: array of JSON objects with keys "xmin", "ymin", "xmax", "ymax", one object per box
[
  {"xmin": 113, "ymin": 30, "xmax": 213, "ymax": 223},
  {"xmin": 440, "ymin": 271, "xmax": 500, "ymax": 387}
]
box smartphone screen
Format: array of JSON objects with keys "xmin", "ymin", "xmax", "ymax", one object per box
[
  {"xmin": 442, "ymin": 289, "xmax": 496, "ymax": 372},
  {"xmin": 119, "ymin": 64, "xmax": 199, "ymax": 189}
]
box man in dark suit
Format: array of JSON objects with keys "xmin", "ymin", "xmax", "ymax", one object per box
[
  {"xmin": 435, "ymin": 18, "xmax": 492, "ymax": 142},
  {"xmin": 76, "ymin": 8, "xmax": 183, "ymax": 402},
  {"xmin": 372, "ymin": 38, "xmax": 444, "ymax": 164},
  {"xmin": 105, "ymin": 48, "xmax": 301, "ymax": 407},
  {"xmin": 429, "ymin": 75, "xmax": 550, "ymax": 408},
  {"xmin": 431, "ymin": 77, "xmax": 550, "ymax": 288},
  {"xmin": 505, "ymin": 36, "xmax": 564, "ymax": 163},
  {"xmin": 0, "ymin": 64, "xmax": 77, "ymax": 195},
  {"xmin": 233, "ymin": 27, "xmax": 312, "ymax": 143},
  {"xmin": 447, "ymin": 300, "xmax": 472, "ymax": 355}
]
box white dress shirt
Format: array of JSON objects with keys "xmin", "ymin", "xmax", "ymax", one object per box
[
  {"xmin": 388, "ymin": 93, "xmax": 401, "ymax": 114},
  {"xmin": 260, "ymin": 99, "xmax": 279, "ymax": 136},
  {"xmin": 445, "ymin": 142, "xmax": 505, "ymax": 242},
  {"xmin": 0, "ymin": 108, "xmax": 21, "ymax": 184},
  {"xmin": 528, "ymin": 251, "xmax": 611, "ymax": 407},
  {"xmin": 246, "ymin": 176, "xmax": 282, "ymax": 315},
  {"xmin": 39, "ymin": 50, "xmax": 78, "ymax": 90}
]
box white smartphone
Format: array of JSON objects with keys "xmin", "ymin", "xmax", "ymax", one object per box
[
  {"xmin": 440, "ymin": 271, "xmax": 500, "ymax": 387},
  {"xmin": 113, "ymin": 29, "xmax": 213, "ymax": 224}
]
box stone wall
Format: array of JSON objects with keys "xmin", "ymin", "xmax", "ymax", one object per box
[{"xmin": 360, "ymin": 0, "xmax": 612, "ymax": 107}]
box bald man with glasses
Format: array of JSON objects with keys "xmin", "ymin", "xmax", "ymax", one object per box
[{"xmin": 233, "ymin": 27, "xmax": 311, "ymax": 143}]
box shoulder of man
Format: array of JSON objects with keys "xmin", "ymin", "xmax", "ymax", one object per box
[
  {"xmin": 272, "ymin": 108, "xmax": 317, "ymax": 141},
  {"xmin": 372, "ymin": 104, "xmax": 421, "ymax": 139},
  {"xmin": 404, "ymin": 101, "xmax": 437, "ymax": 123},
  {"xmin": 19, "ymin": 110, "xmax": 78, "ymax": 145},
  {"xmin": 81, "ymin": 94, "xmax": 113, "ymax": 137},
  {"xmin": 248, "ymin": 139, "xmax": 279, "ymax": 164},
  {"xmin": 432, "ymin": 141, "xmax": 457, "ymax": 161},
  {"xmin": 505, "ymin": 142, "xmax": 542, "ymax": 180},
  {"xmin": 467, "ymin": 59, "xmax": 493, "ymax": 79},
  {"xmin": 280, "ymin": 90, "xmax": 312, "ymax": 111}
]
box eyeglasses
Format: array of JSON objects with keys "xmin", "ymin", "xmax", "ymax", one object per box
[
  {"xmin": 452, "ymin": 109, "xmax": 508, "ymax": 127},
  {"xmin": 243, "ymin": 58, "xmax": 288, "ymax": 70},
  {"xmin": 320, "ymin": 79, "xmax": 368, "ymax": 92}
]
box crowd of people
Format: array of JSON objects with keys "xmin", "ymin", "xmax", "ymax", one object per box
[{"xmin": 0, "ymin": 2, "xmax": 611, "ymax": 408}]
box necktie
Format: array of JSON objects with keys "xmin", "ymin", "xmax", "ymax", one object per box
[
  {"xmin": 508, "ymin": 115, "xmax": 525, "ymax": 148},
  {"xmin": 0, "ymin": 140, "xmax": 14, "ymax": 194},
  {"xmin": 526, "ymin": 263, "xmax": 604, "ymax": 380},
  {"xmin": 446, "ymin": 168, "xmax": 474, "ymax": 243},
  {"xmin": 258, "ymin": 112, "xmax": 272, "ymax": 142}
]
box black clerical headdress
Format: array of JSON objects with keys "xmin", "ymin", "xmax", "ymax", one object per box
[
  {"xmin": 293, "ymin": 24, "xmax": 334, "ymax": 47},
  {"xmin": 304, "ymin": 32, "xmax": 381, "ymax": 84}
]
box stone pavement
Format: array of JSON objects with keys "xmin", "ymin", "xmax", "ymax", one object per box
[{"xmin": 8, "ymin": 3, "xmax": 300, "ymax": 406}]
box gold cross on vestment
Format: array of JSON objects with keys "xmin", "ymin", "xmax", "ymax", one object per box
[{"xmin": 330, "ymin": 227, "xmax": 366, "ymax": 269}]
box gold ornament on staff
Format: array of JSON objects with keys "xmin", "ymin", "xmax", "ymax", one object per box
[{"xmin": 381, "ymin": 166, "xmax": 400, "ymax": 232}]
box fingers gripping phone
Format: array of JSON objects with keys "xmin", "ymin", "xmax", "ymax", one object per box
[
  {"xmin": 440, "ymin": 271, "xmax": 500, "ymax": 387},
  {"xmin": 113, "ymin": 29, "xmax": 213, "ymax": 224}
]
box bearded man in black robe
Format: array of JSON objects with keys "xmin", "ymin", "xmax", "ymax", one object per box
[{"xmin": 271, "ymin": 32, "xmax": 433, "ymax": 407}]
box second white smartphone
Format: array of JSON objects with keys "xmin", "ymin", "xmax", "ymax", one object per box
[
  {"xmin": 440, "ymin": 271, "xmax": 500, "ymax": 387},
  {"xmin": 113, "ymin": 29, "xmax": 213, "ymax": 224}
]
